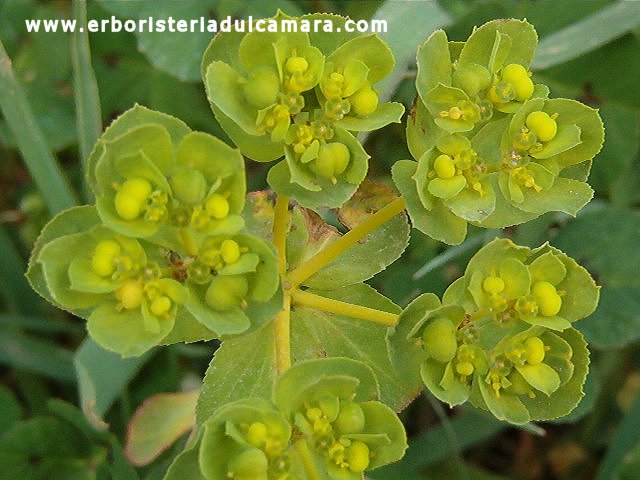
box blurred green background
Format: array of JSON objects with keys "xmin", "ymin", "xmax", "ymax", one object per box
[{"xmin": 1, "ymin": 1, "xmax": 639, "ymax": 479}]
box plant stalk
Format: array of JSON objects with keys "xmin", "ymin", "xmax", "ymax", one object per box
[
  {"xmin": 291, "ymin": 289, "xmax": 399, "ymax": 326},
  {"xmin": 287, "ymin": 197, "xmax": 406, "ymax": 287}
]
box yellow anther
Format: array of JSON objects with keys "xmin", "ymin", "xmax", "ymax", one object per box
[
  {"xmin": 349, "ymin": 85, "xmax": 378, "ymax": 116},
  {"xmin": 532, "ymin": 281, "xmax": 562, "ymax": 316},
  {"xmin": 433, "ymin": 154, "xmax": 456, "ymax": 179},
  {"xmin": 448, "ymin": 106, "xmax": 463, "ymax": 120},
  {"xmin": 150, "ymin": 295, "xmax": 172, "ymax": 316},
  {"xmin": 456, "ymin": 361, "xmax": 474, "ymax": 376},
  {"xmin": 524, "ymin": 336, "xmax": 546, "ymax": 365},
  {"xmin": 286, "ymin": 56, "xmax": 309, "ymax": 74},
  {"xmin": 91, "ymin": 240, "xmax": 121, "ymax": 277},
  {"xmin": 513, "ymin": 167, "xmax": 542, "ymax": 193},
  {"xmin": 205, "ymin": 194, "xmax": 230, "ymax": 220},
  {"xmin": 313, "ymin": 417, "xmax": 332, "ymax": 435},
  {"xmin": 482, "ymin": 275, "xmax": 505, "ymax": 294},
  {"xmin": 220, "ymin": 239, "xmax": 241, "ymax": 264},
  {"xmin": 116, "ymin": 280, "xmax": 143, "ymax": 310},
  {"xmin": 328, "ymin": 441, "xmax": 346, "ymax": 465},
  {"xmin": 346, "ymin": 441, "xmax": 370, "ymax": 473},
  {"xmin": 525, "ymin": 111, "xmax": 558, "ymax": 142},
  {"xmin": 246, "ymin": 422, "xmax": 268, "ymax": 448}
]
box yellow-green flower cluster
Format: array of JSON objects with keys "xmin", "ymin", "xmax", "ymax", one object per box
[
  {"xmin": 198, "ymin": 359, "xmax": 407, "ymax": 480},
  {"xmin": 395, "ymin": 19, "xmax": 604, "ymax": 245},
  {"xmin": 403, "ymin": 238, "xmax": 598, "ymax": 424},
  {"xmin": 29, "ymin": 106, "xmax": 280, "ymax": 357},
  {"xmin": 202, "ymin": 12, "xmax": 404, "ymax": 208}
]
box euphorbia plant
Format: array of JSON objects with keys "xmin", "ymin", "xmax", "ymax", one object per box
[{"xmin": 27, "ymin": 14, "xmax": 604, "ymax": 479}]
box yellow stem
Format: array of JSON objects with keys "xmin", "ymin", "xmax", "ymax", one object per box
[
  {"xmin": 274, "ymin": 293, "xmax": 292, "ymax": 373},
  {"xmin": 291, "ymin": 289, "xmax": 399, "ymax": 327},
  {"xmin": 272, "ymin": 194, "xmax": 292, "ymax": 373},
  {"xmin": 287, "ymin": 197, "xmax": 406, "ymax": 287},
  {"xmin": 273, "ymin": 194, "xmax": 290, "ymax": 274},
  {"xmin": 294, "ymin": 440, "xmax": 322, "ymax": 480}
]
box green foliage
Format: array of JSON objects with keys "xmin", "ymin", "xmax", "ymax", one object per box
[{"xmin": 3, "ymin": 2, "xmax": 632, "ymax": 479}]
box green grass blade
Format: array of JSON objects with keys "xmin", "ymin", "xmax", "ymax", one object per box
[
  {"xmin": 0, "ymin": 329, "xmax": 75, "ymax": 382},
  {"xmin": 534, "ymin": 1, "xmax": 640, "ymax": 69},
  {"xmin": 71, "ymin": 0, "xmax": 102, "ymax": 173},
  {"xmin": 0, "ymin": 41, "xmax": 77, "ymax": 214},
  {"xmin": 0, "ymin": 225, "xmax": 43, "ymax": 314},
  {"xmin": 595, "ymin": 394, "xmax": 640, "ymax": 480},
  {"xmin": 74, "ymin": 338, "xmax": 152, "ymax": 423}
]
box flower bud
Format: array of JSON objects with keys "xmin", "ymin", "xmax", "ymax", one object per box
[
  {"xmin": 91, "ymin": 240, "xmax": 121, "ymax": 277},
  {"xmin": 346, "ymin": 441, "xmax": 370, "ymax": 473},
  {"xmin": 482, "ymin": 275, "xmax": 505, "ymax": 295},
  {"xmin": 227, "ymin": 448, "xmax": 269, "ymax": 479},
  {"xmin": 453, "ymin": 63, "xmax": 491, "ymax": 96},
  {"xmin": 455, "ymin": 361, "xmax": 474, "ymax": 376},
  {"xmin": 309, "ymin": 142, "xmax": 351, "ymax": 182},
  {"xmin": 524, "ymin": 336, "xmax": 545, "ymax": 365},
  {"xmin": 422, "ymin": 317, "xmax": 458, "ymax": 363},
  {"xmin": 205, "ymin": 275, "xmax": 249, "ymax": 311},
  {"xmin": 525, "ymin": 111, "xmax": 557, "ymax": 142},
  {"xmin": 532, "ymin": 281, "xmax": 562, "ymax": 317},
  {"xmin": 170, "ymin": 169, "xmax": 207, "ymax": 205},
  {"xmin": 115, "ymin": 190, "xmax": 145, "ymax": 221},
  {"xmin": 334, "ymin": 402, "xmax": 366, "ymax": 434},
  {"xmin": 150, "ymin": 295, "xmax": 172, "ymax": 316},
  {"xmin": 433, "ymin": 154, "xmax": 456, "ymax": 179},
  {"xmin": 221, "ymin": 239, "xmax": 241, "ymax": 264},
  {"xmin": 501, "ymin": 64, "xmax": 533, "ymax": 101},
  {"xmin": 244, "ymin": 66, "xmax": 280, "ymax": 109},
  {"xmin": 349, "ymin": 84, "xmax": 379, "ymax": 116},
  {"xmin": 116, "ymin": 280, "xmax": 144, "ymax": 310},
  {"xmin": 205, "ymin": 194, "xmax": 230, "ymax": 220},
  {"xmin": 122, "ymin": 177, "xmax": 152, "ymax": 201},
  {"xmin": 246, "ymin": 422, "xmax": 268, "ymax": 448},
  {"xmin": 286, "ymin": 56, "xmax": 309, "ymax": 74}
]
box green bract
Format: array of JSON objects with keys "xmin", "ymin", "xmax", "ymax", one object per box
[
  {"xmin": 27, "ymin": 106, "xmax": 282, "ymax": 356},
  {"xmin": 202, "ymin": 11, "xmax": 404, "ymax": 209},
  {"xmin": 399, "ymin": 238, "xmax": 598, "ymax": 424},
  {"xmin": 197, "ymin": 358, "xmax": 407, "ymax": 480},
  {"xmin": 399, "ymin": 19, "xmax": 604, "ymax": 244}
]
